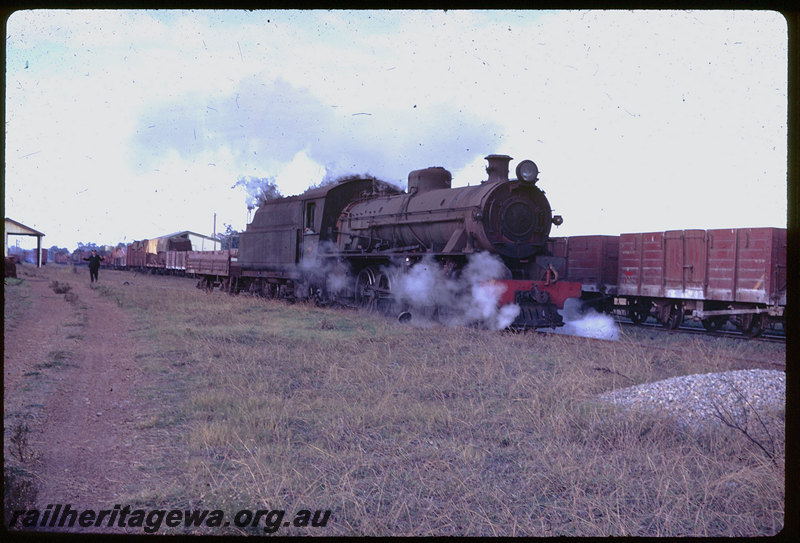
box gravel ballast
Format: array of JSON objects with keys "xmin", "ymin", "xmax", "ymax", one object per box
[{"xmin": 597, "ymin": 369, "xmax": 785, "ymax": 430}]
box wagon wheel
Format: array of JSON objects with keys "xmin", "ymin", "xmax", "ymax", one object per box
[
  {"xmin": 354, "ymin": 268, "xmax": 377, "ymax": 310},
  {"xmin": 737, "ymin": 313, "xmax": 765, "ymax": 338},
  {"xmin": 659, "ymin": 302, "xmax": 684, "ymax": 330},
  {"xmin": 701, "ymin": 316, "xmax": 728, "ymax": 332},
  {"xmin": 264, "ymin": 282, "xmax": 279, "ymax": 299},
  {"xmin": 628, "ymin": 298, "xmax": 650, "ymax": 325}
]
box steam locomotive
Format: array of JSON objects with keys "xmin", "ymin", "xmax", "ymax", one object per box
[{"xmin": 193, "ymin": 154, "xmax": 580, "ymax": 329}]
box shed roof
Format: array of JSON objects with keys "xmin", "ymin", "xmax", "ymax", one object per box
[
  {"xmin": 5, "ymin": 217, "xmax": 45, "ymax": 237},
  {"xmin": 154, "ymin": 230, "xmax": 219, "ymax": 242}
]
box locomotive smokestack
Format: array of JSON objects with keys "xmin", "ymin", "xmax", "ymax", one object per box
[{"xmin": 484, "ymin": 154, "xmax": 512, "ymax": 183}]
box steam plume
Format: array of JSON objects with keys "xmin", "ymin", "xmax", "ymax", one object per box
[
  {"xmin": 552, "ymin": 298, "xmax": 620, "ymax": 340},
  {"xmin": 392, "ymin": 252, "xmax": 520, "ymax": 330}
]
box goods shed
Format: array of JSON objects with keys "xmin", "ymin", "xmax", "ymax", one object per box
[{"xmin": 4, "ymin": 218, "xmax": 45, "ymax": 268}]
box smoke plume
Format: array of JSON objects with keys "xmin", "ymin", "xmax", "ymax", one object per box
[{"xmin": 232, "ymin": 175, "xmax": 283, "ymax": 210}]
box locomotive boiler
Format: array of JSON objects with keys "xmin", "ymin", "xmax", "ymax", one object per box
[{"xmin": 335, "ymin": 155, "xmax": 561, "ymax": 265}]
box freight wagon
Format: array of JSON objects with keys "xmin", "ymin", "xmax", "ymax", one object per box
[
  {"xmin": 618, "ymin": 227, "xmax": 786, "ymax": 335},
  {"xmin": 187, "ymin": 249, "xmax": 239, "ymax": 290},
  {"xmin": 552, "ymin": 227, "xmax": 787, "ymax": 336}
]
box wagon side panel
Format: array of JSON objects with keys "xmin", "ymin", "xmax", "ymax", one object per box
[
  {"xmin": 640, "ymin": 232, "xmax": 665, "ymax": 298},
  {"xmin": 618, "ymin": 233, "xmax": 643, "ymax": 296},
  {"xmin": 602, "ymin": 236, "xmax": 620, "ymax": 294},
  {"xmin": 166, "ymin": 250, "xmax": 187, "ymax": 271},
  {"xmin": 771, "ymin": 228, "xmax": 787, "ymax": 306},
  {"xmin": 664, "ymin": 230, "xmax": 706, "ymax": 300},
  {"xmin": 186, "ymin": 250, "xmax": 231, "ymax": 276},
  {"xmin": 563, "ymin": 235, "xmax": 618, "ymax": 293},
  {"xmin": 734, "ymin": 227, "xmax": 785, "ymax": 304},
  {"xmin": 705, "ymin": 229, "xmax": 736, "ymax": 301}
]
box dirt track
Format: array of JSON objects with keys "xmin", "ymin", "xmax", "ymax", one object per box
[{"xmin": 4, "ymin": 267, "xmax": 172, "ymax": 530}]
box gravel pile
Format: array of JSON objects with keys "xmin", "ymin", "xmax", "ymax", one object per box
[{"xmin": 597, "ymin": 369, "xmax": 785, "ymax": 430}]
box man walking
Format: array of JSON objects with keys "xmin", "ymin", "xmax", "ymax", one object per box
[{"xmin": 83, "ymin": 249, "xmax": 104, "ymax": 283}]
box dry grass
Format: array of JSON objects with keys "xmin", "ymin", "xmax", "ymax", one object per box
[{"xmin": 52, "ymin": 268, "xmax": 786, "ymax": 535}]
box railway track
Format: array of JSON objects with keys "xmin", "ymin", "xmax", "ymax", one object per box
[
  {"xmin": 614, "ymin": 316, "xmax": 786, "ymax": 343},
  {"xmin": 538, "ymin": 321, "xmax": 786, "ymax": 372},
  {"xmin": 630, "ymin": 336, "xmax": 786, "ymax": 371}
]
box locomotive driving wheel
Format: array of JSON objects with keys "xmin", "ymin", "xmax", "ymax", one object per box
[
  {"xmin": 354, "ymin": 268, "xmax": 377, "ymax": 310},
  {"xmin": 373, "ymin": 269, "xmax": 396, "ymax": 314}
]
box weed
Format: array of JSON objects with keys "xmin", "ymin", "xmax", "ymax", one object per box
[
  {"xmin": 38, "ymin": 350, "xmax": 74, "ymax": 369},
  {"xmin": 710, "ymin": 379, "xmax": 780, "ymax": 464},
  {"xmin": 319, "ymin": 317, "xmax": 335, "ymax": 330},
  {"xmin": 8, "ymin": 422, "xmax": 31, "ymax": 462},
  {"xmin": 49, "ymin": 280, "xmax": 72, "ymax": 294}
]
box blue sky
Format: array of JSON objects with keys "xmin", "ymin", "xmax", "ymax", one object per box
[{"xmin": 5, "ymin": 10, "xmax": 788, "ymax": 251}]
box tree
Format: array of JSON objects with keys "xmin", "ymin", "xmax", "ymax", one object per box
[
  {"xmin": 215, "ymin": 223, "xmax": 239, "ymax": 250},
  {"xmin": 76, "ymin": 241, "xmax": 100, "ymax": 251},
  {"xmin": 47, "ymin": 245, "xmax": 70, "ymax": 260}
]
